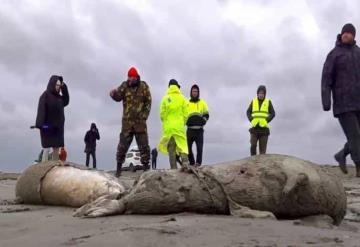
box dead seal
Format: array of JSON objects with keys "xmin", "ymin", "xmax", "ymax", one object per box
[
  {"xmin": 74, "ymin": 154, "xmax": 346, "ymax": 225},
  {"xmin": 15, "ymin": 161, "xmax": 128, "ymax": 207}
]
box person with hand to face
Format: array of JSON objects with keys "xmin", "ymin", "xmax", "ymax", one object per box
[
  {"xmin": 84, "ymin": 123, "xmax": 100, "ymax": 169},
  {"xmin": 35, "ymin": 75, "xmax": 70, "ymax": 162}
]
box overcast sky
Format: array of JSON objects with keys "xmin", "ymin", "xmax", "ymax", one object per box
[{"xmin": 1, "ymin": 0, "xmax": 359, "ymax": 172}]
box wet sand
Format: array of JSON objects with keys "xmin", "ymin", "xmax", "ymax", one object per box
[{"xmin": 1, "ymin": 167, "xmax": 360, "ymax": 247}]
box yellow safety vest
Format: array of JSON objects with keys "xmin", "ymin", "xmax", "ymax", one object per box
[{"xmin": 251, "ymin": 98, "xmax": 270, "ymax": 128}]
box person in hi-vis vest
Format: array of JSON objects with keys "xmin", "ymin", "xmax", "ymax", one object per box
[
  {"xmin": 246, "ymin": 85, "xmax": 275, "ymax": 156},
  {"xmin": 186, "ymin": 84, "xmax": 209, "ymax": 167}
]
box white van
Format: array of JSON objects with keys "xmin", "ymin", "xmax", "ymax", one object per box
[{"xmin": 122, "ymin": 146, "xmax": 143, "ymax": 172}]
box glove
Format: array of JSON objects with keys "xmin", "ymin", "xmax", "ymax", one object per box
[{"xmin": 42, "ymin": 125, "xmax": 53, "ymax": 133}]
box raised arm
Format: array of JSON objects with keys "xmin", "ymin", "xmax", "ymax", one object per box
[
  {"xmin": 61, "ymin": 83, "xmax": 70, "ymax": 107},
  {"xmin": 110, "ymin": 82, "xmax": 126, "ymax": 102}
]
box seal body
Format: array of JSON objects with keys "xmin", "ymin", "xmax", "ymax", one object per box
[
  {"xmin": 75, "ymin": 155, "xmax": 346, "ymax": 225},
  {"xmin": 16, "ymin": 161, "xmax": 127, "ymax": 207}
]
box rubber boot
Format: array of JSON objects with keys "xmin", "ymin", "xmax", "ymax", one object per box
[
  {"xmin": 115, "ymin": 162, "xmax": 122, "ymax": 177},
  {"xmin": 142, "ymin": 163, "xmax": 150, "ymax": 171},
  {"xmin": 179, "ymin": 153, "xmax": 190, "ymax": 172},
  {"xmin": 334, "ymin": 150, "xmax": 348, "ymax": 174},
  {"xmin": 168, "ymin": 138, "xmax": 177, "ymax": 169},
  {"xmin": 356, "ymin": 164, "xmax": 360, "ymax": 178}
]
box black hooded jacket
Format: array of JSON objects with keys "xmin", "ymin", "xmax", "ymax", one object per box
[
  {"xmin": 84, "ymin": 123, "xmax": 100, "ymax": 153},
  {"xmin": 322, "ymin": 34, "xmax": 360, "ymax": 116},
  {"xmin": 36, "ymin": 75, "xmax": 69, "ymax": 148}
]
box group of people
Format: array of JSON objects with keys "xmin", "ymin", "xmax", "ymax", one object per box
[
  {"xmin": 108, "ymin": 68, "xmax": 212, "ymax": 176},
  {"xmin": 34, "ymin": 23, "xmax": 360, "ymax": 178}
]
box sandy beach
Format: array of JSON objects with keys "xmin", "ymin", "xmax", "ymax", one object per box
[{"xmin": 1, "ymin": 167, "xmax": 360, "ymax": 247}]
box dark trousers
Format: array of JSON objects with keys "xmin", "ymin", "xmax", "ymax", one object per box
[
  {"xmin": 116, "ymin": 130, "xmax": 150, "ymax": 172},
  {"xmin": 250, "ymin": 133, "xmax": 268, "ymax": 156},
  {"xmin": 152, "ymin": 159, "xmax": 157, "ymax": 169},
  {"xmin": 187, "ymin": 128, "xmax": 204, "ymax": 165},
  {"xmin": 338, "ymin": 111, "xmax": 360, "ymax": 164},
  {"xmin": 86, "ymin": 151, "xmax": 96, "ymax": 169}
]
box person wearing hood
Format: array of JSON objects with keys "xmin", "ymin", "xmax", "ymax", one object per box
[
  {"xmin": 110, "ymin": 67, "xmax": 152, "ymax": 177},
  {"xmin": 186, "ymin": 84, "xmax": 209, "ymax": 166},
  {"xmin": 35, "ymin": 75, "xmax": 69, "ymax": 162},
  {"xmin": 246, "ymin": 85, "xmax": 275, "ymax": 156},
  {"xmin": 159, "ymin": 79, "xmax": 190, "ymax": 169},
  {"xmin": 84, "ymin": 123, "xmax": 100, "ymax": 168},
  {"xmin": 322, "ymin": 23, "xmax": 360, "ymax": 177}
]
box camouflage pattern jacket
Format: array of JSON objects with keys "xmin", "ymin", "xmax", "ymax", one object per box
[{"xmin": 111, "ymin": 80, "xmax": 152, "ymax": 130}]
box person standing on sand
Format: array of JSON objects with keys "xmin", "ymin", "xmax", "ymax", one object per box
[
  {"xmin": 151, "ymin": 148, "xmax": 158, "ymax": 170},
  {"xmin": 110, "ymin": 67, "xmax": 152, "ymax": 177},
  {"xmin": 35, "ymin": 75, "xmax": 69, "ymax": 162},
  {"xmin": 246, "ymin": 85, "xmax": 275, "ymax": 156},
  {"xmin": 186, "ymin": 84, "xmax": 209, "ymax": 167},
  {"xmin": 322, "ymin": 23, "xmax": 360, "ymax": 177},
  {"xmin": 84, "ymin": 123, "xmax": 100, "ymax": 168},
  {"xmin": 159, "ymin": 79, "xmax": 189, "ymax": 169}
]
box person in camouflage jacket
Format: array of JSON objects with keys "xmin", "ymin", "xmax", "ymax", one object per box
[{"xmin": 110, "ymin": 67, "xmax": 152, "ymax": 177}]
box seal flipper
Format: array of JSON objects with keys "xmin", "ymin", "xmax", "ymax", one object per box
[
  {"xmin": 283, "ymin": 173, "xmax": 309, "ymax": 196},
  {"xmin": 73, "ymin": 193, "xmax": 126, "ymax": 218},
  {"xmin": 229, "ymin": 199, "xmax": 275, "ymax": 219}
]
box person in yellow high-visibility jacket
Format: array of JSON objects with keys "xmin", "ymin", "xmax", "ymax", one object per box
[
  {"xmin": 159, "ymin": 79, "xmax": 190, "ymax": 169},
  {"xmin": 246, "ymin": 85, "xmax": 275, "ymax": 156},
  {"xmin": 186, "ymin": 84, "xmax": 209, "ymax": 167}
]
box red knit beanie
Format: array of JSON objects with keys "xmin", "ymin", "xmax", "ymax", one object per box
[{"xmin": 128, "ymin": 67, "xmax": 139, "ymax": 77}]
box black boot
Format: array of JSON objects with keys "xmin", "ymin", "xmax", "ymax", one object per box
[
  {"xmin": 334, "ymin": 150, "xmax": 348, "ymax": 174},
  {"xmin": 143, "ymin": 163, "xmax": 150, "ymax": 171},
  {"xmin": 115, "ymin": 163, "xmax": 122, "ymax": 177},
  {"xmin": 356, "ymin": 165, "xmax": 360, "ymax": 178}
]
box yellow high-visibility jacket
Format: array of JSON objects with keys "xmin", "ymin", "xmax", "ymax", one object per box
[
  {"xmin": 187, "ymin": 99, "xmax": 209, "ymax": 129},
  {"xmin": 158, "ymin": 85, "xmax": 189, "ymax": 154}
]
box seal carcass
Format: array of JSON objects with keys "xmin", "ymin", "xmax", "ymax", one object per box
[
  {"xmin": 16, "ymin": 161, "xmax": 127, "ymax": 207},
  {"xmin": 74, "ymin": 154, "xmax": 346, "ymax": 225}
]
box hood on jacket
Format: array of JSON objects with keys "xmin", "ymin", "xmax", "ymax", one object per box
[
  {"xmin": 46, "ymin": 75, "xmax": 62, "ymax": 95},
  {"xmin": 167, "ymin": 85, "xmax": 182, "ymax": 95},
  {"xmin": 257, "ymin": 85, "xmax": 266, "ymax": 96},
  {"xmin": 90, "ymin": 123, "xmax": 97, "ymax": 130},
  {"xmin": 336, "ymin": 33, "xmax": 356, "ymax": 47},
  {"xmin": 190, "ymin": 84, "xmax": 200, "ymax": 102}
]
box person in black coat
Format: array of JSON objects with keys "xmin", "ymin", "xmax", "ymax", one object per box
[
  {"xmin": 151, "ymin": 148, "xmax": 158, "ymax": 169},
  {"xmin": 35, "ymin": 75, "xmax": 69, "ymax": 162},
  {"xmin": 322, "ymin": 23, "xmax": 360, "ymax": 177},
  {"xmin": 84, "ymin": 123, "xmax": 100, "ymax": 168}
]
